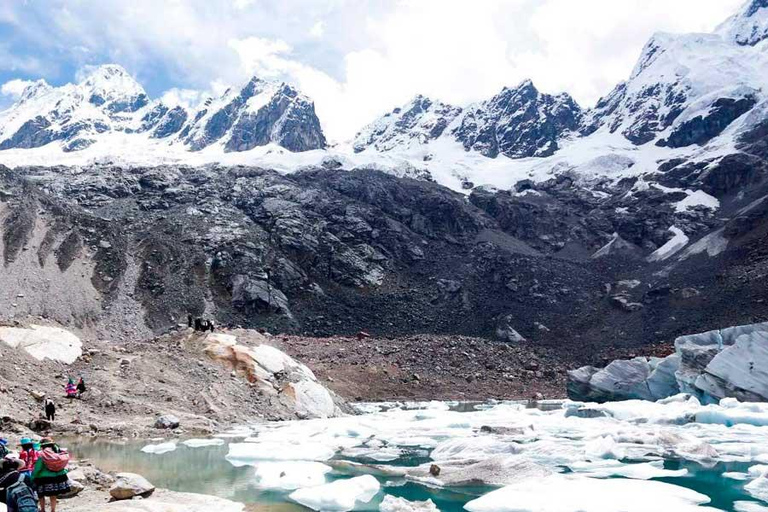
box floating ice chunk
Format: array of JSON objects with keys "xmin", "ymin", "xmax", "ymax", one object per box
[
  {"xmin": 182, "ymin": 438, "xmax": 226, "ymax": 448},
  {"xmin": 735, "ymin": 501, "xmax": 768, "ymax": 512},
  {"xmin": 584, "ymin": 436, "xmax": 627, "ymax": 460},
  {"xmin": 464, "ymin": 474, "xmax": 715, "ymax": 512},
  {"xmin": 253, "ymin": 461, "xmax": 332, "ymax": 490},
  {"xmin": 215, "ymin": 426, "xmax": 253, "ymax": 438},
  {"xmin": 140, "ymin": 441, "xmax": 177, "ymax": 455},
  {"xmin": 431, "ymin": 436, "xmax": 521, "ymax": 461},
  {"xmin": 289, "ymin": 475, "xmax": 380, "ymax": 511},
  {"xmin": 568, "ymin": 460, "xmax": 687, "ymax": 480},
  {"xmin": 379, "ymin": 495, "xmax": 439, "ymax": 512},
  {"xmin": 342, "ymin": 445, "xmax": 403, "ymax": 462},
  {"xmin": 746, "ymin": 476, "xmax": 768, "ymax": 503},
  {"xmin": 724, "ymin": 472, "xmax": 751, "ymax": 480},
  {"xmin": 226, "ymin": 442, "xmax": 337, "ymax": 465},
  {"xmin": 408, "ymin": 457, "xmax": 551, "ymax": 487}
]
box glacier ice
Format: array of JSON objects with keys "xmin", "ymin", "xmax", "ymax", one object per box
[
  {"xmin": 288, "ymin": 474, "xmax": 380, "ymax": 511},
  {"xmin": 252, "ymin": 461, "xmax": 332, "ymax": 490},
  {"xmin": 464, "ymin": 474, "xmax": 716, "ymax": 512}
]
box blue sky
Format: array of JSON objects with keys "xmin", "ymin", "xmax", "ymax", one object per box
[{"xmin": 0, "ymin": 0, "xmax": 746, "ymax": 140}]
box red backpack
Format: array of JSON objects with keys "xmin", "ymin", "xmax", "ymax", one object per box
[{"xmin": 40, "ymin": 448, "xmax": 69, "ymax": 472}]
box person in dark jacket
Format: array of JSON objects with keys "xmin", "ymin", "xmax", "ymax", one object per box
[
  {"xmin": 76, "ymin": 377, "xmax": 86, "ymax": 398},
  {"xmin": 44, "ymin": 400, "xmax": 56, "ymax": 422}
]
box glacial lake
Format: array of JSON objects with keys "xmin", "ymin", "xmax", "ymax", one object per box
[{"xmin": 66, "ymin": 399, "xmax": 768, "ymax": 511}]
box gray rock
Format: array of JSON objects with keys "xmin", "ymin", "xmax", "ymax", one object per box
[
  {"xmin": 154, "ymin": 415, "xmax": 180, "ymax": 429},
  {"xmin": 109, "ymin": 472, "xmax": 155, "ymax": 500},
  {"xmin": 496, "ymin": 315, "xmax": 526, "ymax": 343}
]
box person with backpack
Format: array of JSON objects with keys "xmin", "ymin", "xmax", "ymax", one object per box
[
  {"xmin": 44, "ymin": 399, "xmax": 56, "ymax": 422},
  {"xmin": 0, "ymin": 458, "xmax": 37, "ymax": 512},
  {"xmin": 17, "ymin": 439, "xmax": 37, "ymax": 476},
  {"xmin": 31, "ymin": 438, "xmax": 69, "ymax": 512}
]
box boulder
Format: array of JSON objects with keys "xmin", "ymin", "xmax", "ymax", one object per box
[
  {"xmin": 204, "ymin": 332, "xmax": 343, "ymax": 418},
  {"xmin": 109, "ymin": 473, "xmax": 155, "ymax": 500},
  {"xmin": 153, "ymin": 415, "xmax": 180, "ymax": 430},
  {"xmin": 496, "ymin": 315, "xmax": 526, "ymax": 343}
]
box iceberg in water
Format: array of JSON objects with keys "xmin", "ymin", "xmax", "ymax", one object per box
[{"xmin": 289, "ymin": 475, "xmax": 380, "ymax": 511}]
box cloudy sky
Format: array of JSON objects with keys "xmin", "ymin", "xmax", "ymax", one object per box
[{"xmin": 0, "ymin": 0, "xmax": 745, "ymax": 141}]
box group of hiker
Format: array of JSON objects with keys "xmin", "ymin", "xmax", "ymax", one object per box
[
  {"xmin": 41, "ymin": 377, "xmax": 87, "ymax": 425},
  {"xmin": 0, "ymin": 437, "xmax": 71, "ymax": 512},
  {"xmin": 188, "ymin": 314, "xmax": 215, "ymax": 332}
]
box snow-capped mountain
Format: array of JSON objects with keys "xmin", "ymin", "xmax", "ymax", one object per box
[
  {"xmin": 0, "ymin": 65, "xmax": 326, "ymax": 154},
  {"xmin": 353, "ymin": 80, "xmax": 582, "ymax": 159},
  {"xmin": 352, "ymin": 95, "xmax": 461, "ymax": 153},
  {"xmin": 718, "ymin": 0, "xmax": 768, "ymax": 46}
]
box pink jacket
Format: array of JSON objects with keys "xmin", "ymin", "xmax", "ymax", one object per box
[{"xmin": 19, "ymin": 448, "xmax": 39, "ymax": 472}]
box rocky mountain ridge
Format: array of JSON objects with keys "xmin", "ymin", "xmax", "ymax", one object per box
[{"xmin": 0, "ymin": 65, "xmax": 325, "ymax": 155}]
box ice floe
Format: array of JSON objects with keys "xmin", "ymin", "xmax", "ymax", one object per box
[{"xmin": 288, "ymin": 474, "xmax": 380, "ymax": 511}]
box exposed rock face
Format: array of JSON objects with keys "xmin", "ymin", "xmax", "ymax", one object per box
[
  {"xmin": 568, "ymin": 323, "xmax": 768, "ymax": 403},
  {"xmin": 451, "ymin": 80, "xmax": 582, "ymax": 158},
  {"xmin": 203, "ymin": 330, "xmax": 343, "ymax": 418}
]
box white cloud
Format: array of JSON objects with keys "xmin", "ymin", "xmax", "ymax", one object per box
[
  {"xmin": 309, "ymin": 21, "xmax": 325, "ymax": 38},
  {"xmin": 1, "ymin": 78, "xmax": 34, "ymax": 98},
  {"xmin": 159, "ymin": 87, "xmax": 205, "ymax": 109}
]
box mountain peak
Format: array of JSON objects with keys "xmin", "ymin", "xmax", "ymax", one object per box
[
  {"xmin": 19, "ymin": 79, "xmax": 52, "ymax": 103},
  {"xmin": 717, "ymin": 0, "xmax": 768, "ymax": 45},
  {"xmin": 78, "ymin": 64, "xmax": 145, "ymax": 103}
]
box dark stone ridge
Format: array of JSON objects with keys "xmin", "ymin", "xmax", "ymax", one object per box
[{"xmin": 452, "ymin": 80, "xmax": 582, "ymax": 158}]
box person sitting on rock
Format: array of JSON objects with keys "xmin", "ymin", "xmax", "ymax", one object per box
[
  {"xmin": 32, "ymin": 438, "xmax": 70, "ymax": 512},
  {"xmin": 44, "ymin": 400, "xmax": 56, "ymax": 422},
  {"xmin": 64, "ymin": 379, "xmax": 76, "ymax": 399},
  {"xmin": 17, "ymin": 440, "xmax": 38, "ymax": 476},
  {"xmin": 76, "ymin": 377, "xmax": 86, "ymax": 398}
]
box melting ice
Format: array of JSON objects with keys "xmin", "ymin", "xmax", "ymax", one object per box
[{"xmin": 132, "ymin": 396, "xmax": 768, "ymax": 511}]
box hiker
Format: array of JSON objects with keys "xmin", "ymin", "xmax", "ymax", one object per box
[
  {"xmin": 32, "ymin": 438, "xmax": 70, "ymax": 512},
  {"xmin": 187, "ymin": 313, "xmax": 193, "ymax": 328},
  {"xmin": 64, "ymin": 379, "xmax": 77, "ymax": 399},
  {"xmin": 44, "ymin": 400, "xmax": 56, "ymax": 422},
  {"xmin": 18, "ymin": 439, "xmax": 38, "ymax": 476},
  {"xmin": 0, "ymin": 438, "xmax": 9, "ymax": 459},
  {"xmin": 0, "ymin": 458, "xmax": 37, "ymax": 511},
  {"xmin": 208, "ymin": 320, "xmax": 215, "ymax": 332},
  {"xmin": 76, "ymin": 377, "xmax": 86, "ymax": 398}
]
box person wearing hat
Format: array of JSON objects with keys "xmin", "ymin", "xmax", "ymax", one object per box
[
  {"xmin": 31, "ymin": 437, "xmax": 69, "ymax": 512},
  {"xmin": 17, "ymin": 439, "xmax": 37, "ymax": 476},
  {"xmin": 0, "ymin": 438, "xmax": 9, "ymax": 459},
  {"xmin": 0, "ymin": 458, "xmax": 33, "ymax": 503}
]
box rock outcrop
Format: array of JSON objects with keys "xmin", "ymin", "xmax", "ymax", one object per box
[
  {"xmin": 568, "ymin": 323, "xmax": 768, "ymax": 403},
  {"xmin": 203, "ymin": 330, "xmax": 344, "ymax": 419}
]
